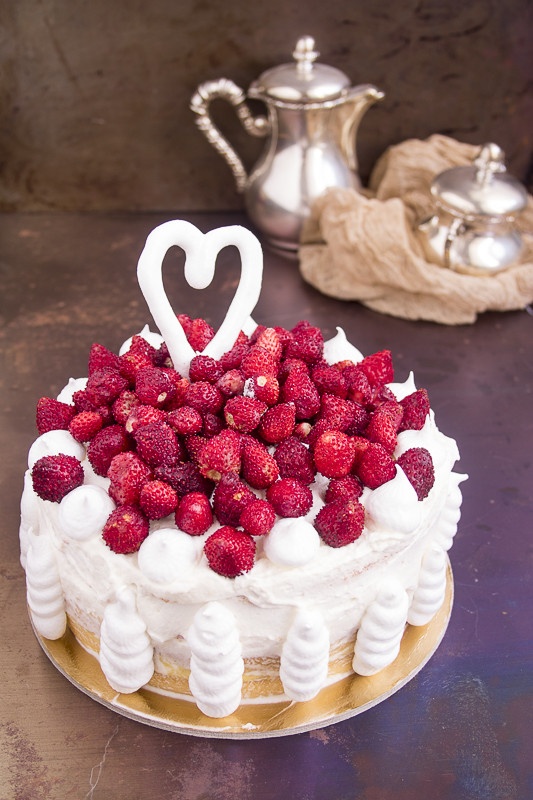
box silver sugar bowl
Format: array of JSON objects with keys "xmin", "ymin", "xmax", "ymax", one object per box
[
  {"xmin": 417, "ymin": 143, "xmax": 528, "ymax": 276},
  {"xmin": 191, "ymin": 36, "xmax": 383, "ymax": 253}
]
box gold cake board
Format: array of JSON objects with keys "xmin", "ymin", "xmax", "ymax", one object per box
[{"xmin": 33, "ymin": 563, "xmax": 453, "ymax": 739}]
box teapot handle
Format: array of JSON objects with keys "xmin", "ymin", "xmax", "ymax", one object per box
[{"xmin": 190, "ymin": 79, "xmax": 270, "ymax": 193}]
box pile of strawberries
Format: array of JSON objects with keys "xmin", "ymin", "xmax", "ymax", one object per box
[{"xmin": 31, "ymin": 316, "xmax": 434, "ymax": 578}]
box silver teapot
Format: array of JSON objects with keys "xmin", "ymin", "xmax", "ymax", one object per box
[
  {"xmin": 418, "ymin": 143, "xmax": 528, "ymax": 276},
  {"xmin": 191, "ymin": 36, "xmax": 383, "ymax": 253}
]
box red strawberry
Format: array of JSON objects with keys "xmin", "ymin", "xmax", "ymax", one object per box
[
  {"xmin": 266, "ymin": 478, "xmax": 313, "ymax": 518},
  {"xmin": 351, "ymin": 435, "xmax": 370, "ymax": 469},
  {"xmin": 396, "ymin": 447, "xmax": 435, "ymax": 500},
  {"xmin": 202, "ymin": 412, "xmax": 225, "ymax": 438},
  {"xmin": 313, "ymin": 430, "xmax": 356, "ymax": 478},
  {"xmin": 204, "ymin": 526, "xmax": 256, "ymax": 578},
  {"xmin": 212, "ymin": 473, "xmax": 255, "ymax": 526},
  {"xmin": 254, "ymin": 327, "xmax": 283, "ymax": 361},
  {"xmin": 102, "ymin": 505, "xmax": 149, "ymax": 554},
  {"xmin": 68, "ymin": 411, "xmax": 104, "ymax": 442},
  {"xmin": 107, "ymin": 451, "xmax": 152, "ymax": 505},
  {"xmin": 219, "ymin": 337, "xmax": 250, "ymax": 371},
  {"xmin": 273, "ymin": 436, "xmax": 316, "ymax": 485},
  {"xmin": 154, "ymin": 461, "xmax": 213, "ymax": 498},
  {"xmin": 175, "ymin": 491, "xmax": 213, "ymax": 535},
  {"xmin": 124, "ymin": 404, "xmax": 166, "ymax": 434},
  {"xmin": 358, "ymin": 350, "xmax": 394, "ymax": 388},
  {"xmin": 135, "ymin": 366, "xmax": 176, "ymax": 408},
  {"xmin": 186, "ymin": 318, "xmax": 215, "ymax": 352},
  {"xmin": 311, "ymin": 364, "xmax": 348, "ymax": 398},
  {"xmin": 280, "ymin": 371, "xmax": 320, "ymax": 420},
  {"xmin": 85, "ymin": 367, "xmax": 128, "ymax": 406},
  {"xmin": 398, "ymin": 389, "xmax": 430, "ymax": 432},
  {"xmin": 133, "ymin": 420, "xmax": 182, "ymax": 467},
  {"xmin": 139, "ymin": 480, "xmax": 179, "ymax": 520},
  {"xmin": 36, "ymin": 397, "xmax": 76, "ymax": 434},
  {"xmin": 31, "ymin": 454, "xmax": 84, "ymax": 502},
  {"xmin": 257, "ymin": 402, "xmax": 296, "ymax": 444},
  {"xmin": 88, "ymin": 342, "xmax": 120, "ymax": 375},
  {"xmin": 241, "ymin": 346, "xmax": 279, "ymax": 379},
  {"xmin": 324, "ymin": 474, "xmax": 364, "ymax": 503},
  {"xmin": 87, "ymin": 424, "xmax": 131, "ymax": 476},
  {"xmin": 167, "ymin": 405, "xmax": 203, "ymax": 435},
  {"xmin": 224, "ymin": 396, "xmax": 267, "ymax": 433},
  {"xmin": 189, "ymin": 355, "xmax": 224, "ymax": 384},
  {"xmin": 278, "ymin": 357, "xmax": 309, "ymax": 383},
  {"xmin": 319, "ymin": 394, "xmax": 359, "ymax": 432},
  {"xmin": 112, "ymin": 390, "xmax": 141, "ymax": 425},
  {"xmin": 216, "ymin": 368, "xmax": 245, "ymax": 397},
  {"xmin": 72, "ymin": 389, "xmax": 99, "ymax": 414},
  {"xmin": 365, "ymin": 407, "xmax": 399, "ymax": 454},
  {"xmin": 240, "ymin": 498, "xmax": 276, "ymax": 537},
  {"xmin": 343, "ymin": 365, "xmax": 373, "ymax": 406},
  {"xmin": 285, "ymin": 320, "xmax": 324, "ymax": 364},
  {"xmin": 315, "ymin": 498, "xmax": 365, "ymax": 547},
  {"xmin": 198, "ymin": 429, "xmax": 242, "ymax": 481},
  {"xmin": 184, "ymin": 433, "xmax": 208, "ymax": 462},
  {"xmin": 118, "ymin": 349, "xmax": 154, "ymax": 383},
  {"xmin": 244, "ymin": 374, "xmax": 280, "ymax": 406},
  {"xmin": 241, "ymin": 439, "xmax": 279, "ymax": 489},
  {"xmin": 184, "ymin": 381, "xmax": 224, "ymax": 415},
  {"xmin": 356, "ymin": 442, "xmax": 396, "ymax": 489},
  {"xmin": 161, "ymin": 374, "xmax": 190, "ymax": 409}
]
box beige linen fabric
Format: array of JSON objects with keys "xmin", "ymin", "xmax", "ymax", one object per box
[{"xmin": 299, "ymin": 135, "xmax": 533, "ymax": 324}]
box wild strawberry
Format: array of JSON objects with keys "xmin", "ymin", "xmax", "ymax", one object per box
[
  {"xmin": 107, "ymin": 451, "xmax": 152, "ymax": 505},
  {"xmin": 154, "ymin": 341, "xmax": 172, "ymax": 369},
  {"xmin": 254, "ymin": 327, "xmax": 283, "ymax": 361},
  {"xmin": 167, "ymin": 405, "xmax": 203, "ymax": 435},
  {"xmin": 85, "ymin": 367, "xmax": 128, "ymax": 406},
  {"xmin": 175, "ymin": 491, "xmax": 213, "ymax": 535},
  {"xmin": 257, "ymin": 402, "xmax": 296, "ymax": 444},
  {"xmin": 177, "ymin": 313, "xmax": 193, "ymax": 338},
  {"xmin": 365, "ymin": 407, "xmax": 399, "ymax": 454},
  {"xmin": 241, "ymin": 439, "xmax": 279, "ymax": 489},
  {"xmin": 285, "ymin": 321, "xmax": 324, "ymax": 364},
  {"xmin": 162, "ymin": 374, "xmax": 190, "ymax": 409},
  {"xmin": 87, "ymin": 424, "xmax": 131, "ymax": 476},
  {"xmin": 319, "ymin": 394, "xmax": 358, "ymax": 432},
  {"xmin": 292, "ymin": 421, "xmax": 313, "ymax": 441},
  {"xmin": 345, "ymin": 404, "xmax": 370, "ymax": 436},
  {"xmin": 184, "ymin": 381, "xmax": 224, "ymax": 415},
  {"xmin": 204, "ymin": 526, "xmax": 256, "ymax": 578},
  {"xmin": 241, "ymin": 346, "xmax": 278, "ymax": 378},
  {"xmin": 128, "ymin": 334, "xmax": 158, "ymax": 360},
  {"xmin": 356, "ymin": 442, "xmax": 396, "ymax": 489},
  {"xmin": 343, "ymin": 365, "xmax": 373, "ymax": 406},
  {"xmin": 351, "ymin": 435, "xmax": 370, "ymax": 469},
  {"xmin": 36, "ymin": 397, "xmax": 76, "ymax": 434},
  {"xmin": 139, "ymin": 480, "xmax": 178, "ymax": 520},
  {"xmin": 313, "ymin": 430, "xmax": 356, "ymax": 478},
  {"xmin": 124, "ymin": 404, "xmax": 166, "ymax": 434},
  {"xmin": 186, "ymin": 317, "xmax": 215, "ymax": 352},
  {"xmin": 300, "ymin": 418, "xmax": 333, "ymax": 449},
  {"xmin": 396, "ymin": 447, "xmax": 435, "ymax": 500},
  {"xmin": 184, "ymin": 434, "xmax": 208, "ymax": 462},
  {"xmin": 133, "ymin": 420, "xmax": 182, "ymax": 467},
  {"xmin": 358, "ymin": 350, "xmax": 394, "ymax": 388},
  {"xmin": 68, "ymin": 411, "xmax": 103, "ymax": 442},
  {"xmin": 219, "ymin": 337, "xmax": 250, "ymax": 371},
  {"xmin": 212, "ymin": 473, "xmax": 255, "ymax": 526},
  {"xmin": 202, "ymin": 412, "xmax": 225, "ymax": 438},
  {"xmin": 216, "ymin": 368, "xmax": 245, "ymax": 397},
  {"xmin": 118, "ymin": 349, "xmax": 154, "ymax": 383},
  {"xmin": 189, "ymin": 355, "xmax": 224, "ymax": 383},
  {"xmin": 102, "ymin": 505, "xmax": 149, "ymax": 554},
  {"xmin": 280, "ymin": 371, "xmax": 320, "ymax": 420},
  {"xmin": 88, "ymin": 342, "xmax": 120, "ymax": 375},
  {"xmin": 278, "ymin": 357, "xmax": 309, "ymax": 383},
  {"xmin": 398, "ymin": 389, "xmax": 430, "ymax": 432},
  {"xmin": 324, "ymin": 474, "xmax": 364, "ymax": 503},
  {"xmin": 155, "ymin": 461, "xmax": 213, "ymax": 497},
  {"xmin": 240, "ymin": 499, "xmax": 276, "ymax": 537},
  {"xmin": 112, "ymin": 390, "xmax": 140, "ymax": 425},
  {"xmin": 243, "ymin": 374, "xmax": 280, "ymax": 406},
  {"xmin": 224, "ymin": 396, "xmax": 267, "ymax": 433},
  {"xmin": 266, "ymin": 478, "xmax": 313, "ymax": 518},
  {"xmin": 72, "ymin": 389, "xmax": 98, "ymax": 414},
  {"xmin": 315, "ymin": 498, "xmax": 365, "ymax": 547},
  {"xmin": 135, "ymin": 366, "xmax": 176, "ymax": 408},
  {"xmin": 198, "ymin": 429, "xmax": 242, "ymax": 481},
  {"xmin": 31, "ymin": 454, "xmax": 84, "ymax": 502},
  {"xmin": 311, "ymin": 365, "xmax": 348, "ymax": 398},
  {"xmin": 273, "ymin": 436, "xmax": 316, "ymax": 485}
]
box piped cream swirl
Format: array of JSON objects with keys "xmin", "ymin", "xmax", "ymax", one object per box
[
  {"xmin": 25, "ymin": 532, "xmax": 67, "ymax": 640},
  {"xmin": 280, "ymin": 608, "xmax": 330, "ymax": 701}
]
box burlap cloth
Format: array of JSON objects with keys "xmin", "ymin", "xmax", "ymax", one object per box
[{"xmin": 299, "ymin": 134, "xmax": 533, "ymax": 324}]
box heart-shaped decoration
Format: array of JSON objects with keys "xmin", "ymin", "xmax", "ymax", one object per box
[{"xmin": 137, "ymin": 220, "xmax": 263, "ymax": 376}]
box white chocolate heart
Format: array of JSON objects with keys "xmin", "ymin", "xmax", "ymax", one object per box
[{"xmin": 137, "ymin": 220, "xmax": 263, "ymax": 376}]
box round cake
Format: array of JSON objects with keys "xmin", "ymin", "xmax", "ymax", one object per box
[{"xmin": 20, "ymin": 220, "xmax": 466, "ymax": 720}]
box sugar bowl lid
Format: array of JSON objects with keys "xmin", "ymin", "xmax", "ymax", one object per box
[
  {"xmin": 431, "ymin": 143, "xmax": 528, "ymax": 219},
  {"xmin": 248, "ymin": 36, "xmax": 351, "ymax": 104}
]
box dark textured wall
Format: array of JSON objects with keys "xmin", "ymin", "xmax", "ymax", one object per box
[{"xmin": 1, "ymin": 0, "xmax": 532, "ymax": 211}]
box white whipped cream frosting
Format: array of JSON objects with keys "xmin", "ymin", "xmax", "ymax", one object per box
[
  {"xmin": 25, "ymin": 532, "xmax": 67, "ymax": 640},
  {"xmin": 56, "ymin": 377, "xmax": 87, "ymax": 404},
  {"xmin": 99, "ymin": 586, "xmax": 155, "ymax": 694},
  {"xmin": 187, "ymin": 601, "xmax": 244, "ymax": 718},
  {"xmin": 280, "ymin": 607, "xmax": 330, "ymax": 701},
  {"xmin": 263, "ymin": 518, "xmax": 321, "ymax": 567},
  {"xmin": 352, "ymin": 580, "xmax": 409, "ymax": 676},
  {"xmin": 364, "ymin": 466, "xmax": 422, "ymax": 536},
  {"xmin": 323, "ymin": 327, "xmax": 363, "ymax": 365},
  {"xmin": 408, "ymin": 544, "xmax": 448, "ymax": 626},
  {"xmin": 28, "ymin": 430, "xmax": 85, "ymax": 469},
  {"xmin": 58, "ymin": 485, "xmax": 115, "ymax": 542}
]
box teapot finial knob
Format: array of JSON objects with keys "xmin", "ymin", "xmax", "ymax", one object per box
[
  {"xmin": 474, "ymin": 142, "xmax": 506, "ymax": 186},
  {"xmin": 293, "ymin": 36, "xmax": 319, "ymax": 74}
]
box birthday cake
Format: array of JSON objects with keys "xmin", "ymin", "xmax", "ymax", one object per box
[{"xmin": 20, "ymin": 221, "xmax": 466, "ymax": 719}]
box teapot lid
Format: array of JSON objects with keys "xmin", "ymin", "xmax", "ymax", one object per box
[
  {"xmin": 431, "ymin": 143, "xmax": 528, "ymax": 218},
  {"xmin": 248, "ymin": 36, "xmax": 351, "ymax": 104}
]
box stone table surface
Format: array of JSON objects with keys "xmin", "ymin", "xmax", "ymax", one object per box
[{"xmin": 0, "ymin": 211, "xmax": 531, "ymax": 800}]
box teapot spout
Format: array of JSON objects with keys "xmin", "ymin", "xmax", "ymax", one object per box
[{"xmin": 340, "ymin": 84, "xmax": 384, "ymax": 173}]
